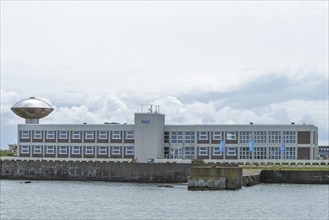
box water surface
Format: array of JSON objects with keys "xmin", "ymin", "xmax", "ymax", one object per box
[{"xmin": 1, "ymin": 180, "xmax": 328, "ymax": 220}]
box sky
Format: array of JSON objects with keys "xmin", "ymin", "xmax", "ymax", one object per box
[{"xmin": 1, "ymin": 1, "xmax": 328, "ymax": 148}]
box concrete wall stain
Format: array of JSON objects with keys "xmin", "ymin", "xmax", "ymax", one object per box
[{"xmin": 1, "ymin": 160, "xmax": 328, "ymax": 184}]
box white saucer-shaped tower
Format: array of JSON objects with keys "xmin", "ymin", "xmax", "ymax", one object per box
[{"xmin": 11, "ymin": 97, "xmax": 54, "ymax": 124}]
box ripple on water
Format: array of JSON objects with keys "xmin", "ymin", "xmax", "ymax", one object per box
[{"xmin": 0, "ymin": 180, "xmax": 328, "ymax": 220}]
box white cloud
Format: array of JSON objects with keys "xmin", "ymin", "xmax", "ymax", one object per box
[{"xmin": 1, "ymin": 1, "xmax": 328, "ymax": 147}]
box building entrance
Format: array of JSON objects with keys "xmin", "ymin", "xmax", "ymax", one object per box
[{"xmin": 171, "ymin": 148, "xmax": 182, "ymax": 159}]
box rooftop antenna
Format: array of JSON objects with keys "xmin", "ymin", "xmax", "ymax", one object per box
[{"xmin": 154, "ymin": 105, "xmax": 160, "ymax": 113}]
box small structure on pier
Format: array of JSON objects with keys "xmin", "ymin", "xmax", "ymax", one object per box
[{"xmin": 188, "ymin": 166, "xmax": 243, "ymax": 190}]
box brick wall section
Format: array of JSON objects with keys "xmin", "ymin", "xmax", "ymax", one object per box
[
  {"xmin": 298, "ymin": 131, "xmax": 311, "ymax": 144},
  {"xmin": 297, "ymin": 147, "xmax": 310, "ymax": 160}
]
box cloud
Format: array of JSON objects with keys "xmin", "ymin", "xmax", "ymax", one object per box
[
  {"xmin": 1, "ymin": 2, "xmax": 327, "ymax": 147},
  {"xmin": 181, "ymin": 67, "xmax": 328, "ymax": 109},
  {"xmin": 1, "ymin": 85, "xmax": 328, "ymax": 148}
]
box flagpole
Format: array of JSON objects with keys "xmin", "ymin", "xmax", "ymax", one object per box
[
  {"xmin": 219, "ymin": 140, "xmax": 225, "ymax": 164},
  {"xmin": 248, "ymin": 140, "xmax": 254, "ymax": 165}
]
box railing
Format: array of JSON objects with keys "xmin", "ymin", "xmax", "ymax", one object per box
[
  {"xmin": 1, "ymin": 156, "xmax": 328, "ymax": 166},
  {"xmin": 155, "ymin": 159, "xmax": 192, "ymax": 164},
  {"xmin": 0, "ymin": 156, "xmax": 132, "ymax": 163},
  {"xmin": 203, "ymin": 159, "xmax": 329, "ymax": 166}
]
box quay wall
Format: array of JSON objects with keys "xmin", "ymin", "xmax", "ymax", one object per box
[
  {"xmin": 1, "ymin": 159, "xmax": 328, "ymax": 184},
  {"xmin": 261, "ymin": 170, "xmax": 329, "ymax": 184},
  {"xmin": 0, "ymin": 160, "xmax": 190, "ymax": 183}
]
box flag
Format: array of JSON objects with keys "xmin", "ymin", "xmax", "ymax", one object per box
[
  {"xmin": 219, "ymin": 140, "xmax": 224, "ymax": 153},
  {"xmin": 248, "ymin": 140, "xmax": 254, "ymax": 152},
  {"xmin": 280, "ymin": 144, "xmax": 285, "ymax": 153}
]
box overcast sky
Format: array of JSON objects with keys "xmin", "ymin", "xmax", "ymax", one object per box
[{"xmin": 1, "ymin": 1, "xmax": 328, "ymax": 147}]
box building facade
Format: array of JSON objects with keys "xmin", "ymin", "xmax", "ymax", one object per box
[{"xmin": 16, "ymin": 111, "xmax": 318, "ymax": 162}]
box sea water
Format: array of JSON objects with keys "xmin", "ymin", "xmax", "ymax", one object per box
[{"xmin": 0, "ymin": 180, "xmax": 328, "ymax": 220}]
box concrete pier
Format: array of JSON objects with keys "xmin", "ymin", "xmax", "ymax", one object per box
[
  {"xmin": 242, "ymin": 169, "xmax": 262, "ymax": 187},
  {"xmin": 1, "ymin": 158, "xmax": 327, "ymax": 185},
  {"xmin": 188, "ymin": 166, "xmax": 243, "ymax": 190}
]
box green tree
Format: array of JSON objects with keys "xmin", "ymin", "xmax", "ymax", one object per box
[{"xmin": 8, "ymin": 144, "xmax": 17, "ymax": 154}]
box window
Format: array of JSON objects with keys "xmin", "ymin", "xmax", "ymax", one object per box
[
  {"xmin": 72, "ymin": 131, "xmax": 81, "ymax": 139},
  {"xmin": 199, "ymin": 131, "xmax": 208, "ymax": 140},
  {"xmin": 33, "ymin": 145, "xmax": 42, "ymax": 154},
  {"xmin": 112, "ymin": 131, "xmax": 121, "ymax": 139},
  {"xmin": 46, "ymin": 146, "xmax": 55, "ymax": 154},
  {"xmin": 212, "ymin": 146, "xmax": 223, "ymax": 156},
  {"xmin": 268, "ymin": 147, "xmax": 280, "ymax": 159},
  {"xmin": 21, "ymin": 145, "xmax": 29, "ymax": 154},
  {"xmin": 227, "ymin": 147, "xmax": 236, "ymax": 156},
  {"xmin": 254, "ymin": 131, "xmax": 267, "ymax": 144},
  {"xmin": 164, "ymin": 132, "xmax": 170, "ymax": 143},
  {"xmin": 269, "ymin": 131, "xmax": 281, "ymax": 144},
  {"xmin": 164, "ymin": 147, "xmax": 170, "ymax": 158},
  {"xmin": 98, "ymin": 131, "xmax": 108, "ymax": 139},
  {"xmin": 171, "ymin": 131, "xmax": 177, "ymax": 144},
  {"xmin": 255, "ymin": 147, "xmax": 267, "ymax": 159},
  {"xmin": 59, "ymin": 146, "xmax": 68, "ymax": 154},
  {"xmin": 239, "ymin": 147, "xmax": 252, "ymax": 159},
  {"xmin": 184, "ymin": 146, "xmax": 195, "ymax": 159},
  {"xmin": 34, "ymin": 131, "xmax": 42, "ymax": 139},
  {"xmin": 177, "ymin": 131, "xmax": 183, "ymax": 143},
  {"xmin": 46, "ymin": 131, "xmax": 55, "ymax": 139},
  {"xmin": 285, "ymin": 147, "xmax": 296, "ymax": 160},
  {"xmin": 213, "ymin": 131, "xmax": 222, "ymax": 140},
  {"xmin": 189, "ymin": 132, "xmax": 195, "ymax": 143},
  {"xmin": 171, "ymin": 148, "xmax": 182, "ymax": 159},
  {"xmin": 98, "ymin": 146, "xmax": 108, "ymax": 155},
  {"xmin": 283, "ymin": 131, "xmax": 296, "ymax": 144},
  {"xmin": 126, "ymin": 131, "xmax": 134, "ymax": 139},
  {"xmin": 227, "ymin": 132, "xmax": 236, "ymax": 140},
  {"xmin": 59, "ymin": 131, "xmax": 68, "ymax": 139},
  {"xmin": 125, "ymin": 146, "xmax": 134, "ymax": 155},
  {"xmin": 198, "ymin": 147, "xmax": 208, "ymax": 156},
  {"xmin": 185, "ymin": 131, "xmax": 192, "ymax": 143},
  {"xmin": 72, "ymin": 146, "xmax": 80, "ymax": 154},
  {"xmin": 112, "ymin": 146, "xmax": 121, "ymax": 155},
  {"xmin": 85, "ymin": 146, "xmax": 94, "ymax": 154},
  {"xmin": 21, "ymin": 131, "xmax": 29, "ymax": 139},
  {"xmin": 239, "ymin": 131, "xmax": 252, "ymax": 143},
  {"xmin": 85, "ymin": 131, "xmax": 94, "ymax": 139}
]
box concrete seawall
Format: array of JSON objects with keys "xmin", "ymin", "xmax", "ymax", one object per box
[
  {"xmin": 1, "ymin": 159, "xmax": 328, "ymax": 184},
  {"xmin": 261, "ymin": 170, "xmax": 329, "ymax": 184},
  {"xmin": 0, "ymin": 160, "xmax": 190, "ymax": 183}
]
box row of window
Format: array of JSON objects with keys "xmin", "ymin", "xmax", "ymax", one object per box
[
  {"xmin": 20, "ymin": 145, "xmax": 134, "ymax": 155},
  {"xmin": 239, "ymin": 147, "xmax": 296, "ymax": 159},
  {"xmin": 198, "ymin": 147, "xmax": 237, "ymax": 156},
  {"xmin": 165, "ymin": 131, "xmax": 297, "ymax": 144},
  {"xmin": 21, "ymin": 130, "xmax": 134, "ymax": 140},
  {"xmin": 21, "ymin": 130, "xmax": 300, "ymax": 144},
  {"xmin": 167, "ymin": 146, "xmax": 234, "ymax": 159},
  {"xmin": 169, "ymin": 146, "xmax": 297, "ymax": 159}
]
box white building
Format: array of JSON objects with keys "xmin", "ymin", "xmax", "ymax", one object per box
[{"xmin": 12, "ymin": 98, "xmax": 319, "ymax": 162}]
